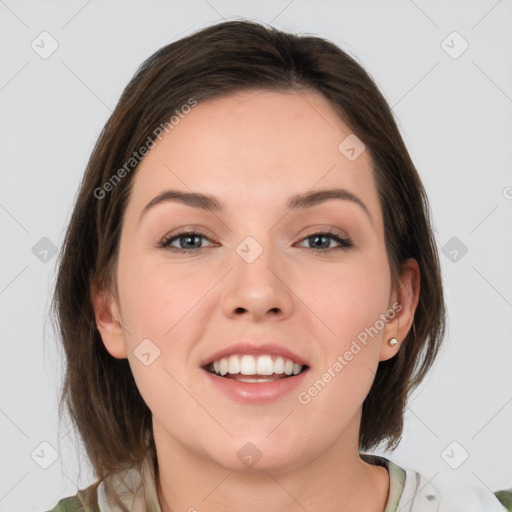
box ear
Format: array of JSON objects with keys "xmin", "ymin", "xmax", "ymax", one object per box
[
  {"xmin": 379, "ymin": 258, "xmax": 420, "ymax": 361},
  {"xmin": 91, "ymin": 283, "xmax": 128, "ymax": 359}
]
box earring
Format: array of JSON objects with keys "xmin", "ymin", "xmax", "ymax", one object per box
[
  {"xmin": 115, "ymin": 317, "xmax": 122, "ymax": 326},
  {"xmin": 388, "ymin": 337, "xmax": 398, "ymax": 346}
]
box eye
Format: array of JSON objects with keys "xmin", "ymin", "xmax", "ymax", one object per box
[
  {"xmin": 296, "ymin": 229, "xmax": 353, "ymax": 252},
  {"xmin": 157, "ymin": 228, "xmax": 353, "ymax": 254},
  {"xmin": 158, "ymin": 230, "xmax": 216, "ymax": 254}
]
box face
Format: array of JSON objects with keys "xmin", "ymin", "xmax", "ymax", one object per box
[{"xmin": 95, "ymin": 88, "xmax": 418, "ymax": 473}]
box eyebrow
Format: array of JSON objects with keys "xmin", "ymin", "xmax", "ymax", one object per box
[{"xmin": 139, "ymin": 187, "xmax": 373, "ymax": 224}]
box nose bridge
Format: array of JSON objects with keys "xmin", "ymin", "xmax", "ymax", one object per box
[{"xmin": 221, "ymin": 231, "xmax": 294, "ymax": 319}]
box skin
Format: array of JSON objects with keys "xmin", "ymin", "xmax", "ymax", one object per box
[{"xmin": 93, "ymin": 88, "xmax": 419, "ymax": 512}]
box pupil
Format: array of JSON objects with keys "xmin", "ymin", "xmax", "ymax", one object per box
[
  {"xmin": 311, "ymin": 235, "xmax": 328, "ymax": 249},
  {"xmin": 182, "ymin": 234, "xmax": 201, "ymax": 248}
]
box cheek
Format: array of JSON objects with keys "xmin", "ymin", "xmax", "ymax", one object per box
[
  {"xmin": 302, "ymin": 250, "xmax": 392, "ymax": 347},
  {"xmin": 117, "ymin": 248, "xmax": 209, "ymax": 339},
  {"xmin": 296, "ymin": 258, "xmax": 390, "ymax": 422},
  {"xmin": 116, "ymin": 255, "xmax": 207, "ymax": 417}
]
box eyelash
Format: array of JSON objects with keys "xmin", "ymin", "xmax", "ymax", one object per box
[{"xmin": 157, "ymin": 228, "xmax": 353, "ymax": 254}]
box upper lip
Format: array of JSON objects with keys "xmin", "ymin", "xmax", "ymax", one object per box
[{"xmin": 200, "ymin": 342, "xmax": 310, "ymax": 368}]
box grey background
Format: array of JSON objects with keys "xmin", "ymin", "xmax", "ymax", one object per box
[{"xmin": 1, "ymin": 0, "xmax": 511, "ymax": 510}]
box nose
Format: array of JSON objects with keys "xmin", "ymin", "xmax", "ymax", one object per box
[{"xmin": 221, "ymin": 241, "xmax": 295, "ymax": 322}]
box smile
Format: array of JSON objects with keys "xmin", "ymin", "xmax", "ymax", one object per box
[{"xmin": 204, "ymin": 354, "xmax": 308, "ymax": 382}]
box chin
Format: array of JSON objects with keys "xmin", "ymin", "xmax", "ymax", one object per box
[{"xmin": 201, "ymin": 435, "xmax": 310, "ymax": 475}]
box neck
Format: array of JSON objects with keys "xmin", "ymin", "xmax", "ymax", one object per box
[{"xmin": 154, "ymin": 419, "xmax": 390, "ymax": 512}]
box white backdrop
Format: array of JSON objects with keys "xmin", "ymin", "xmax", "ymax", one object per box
[{"xmin": 1, "ymin": 1, "xmax": 511, "ymax": 510}]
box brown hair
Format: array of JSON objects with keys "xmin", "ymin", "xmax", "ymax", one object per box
[{"xmin": 52, "ymin": 18, "xmax": 445, "ymax": 491}]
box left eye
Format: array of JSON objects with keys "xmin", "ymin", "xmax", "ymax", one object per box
[{"xmin": 296, "ymin": 231, "xmax": 352, "ymax": 251}]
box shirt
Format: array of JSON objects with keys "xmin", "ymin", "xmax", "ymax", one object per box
[{"xmin": 47, "ymin": 451, "xmax": 512, "ymax": 511}]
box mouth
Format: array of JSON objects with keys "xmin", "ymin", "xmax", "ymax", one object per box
[{"xmin": 202, "ymin": 354, "xmax": 310, "ymax": 383}]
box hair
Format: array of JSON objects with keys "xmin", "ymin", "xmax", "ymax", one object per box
[{"xmin": 52, "ymin": 18, "xmax": 445, "ymax": 496}]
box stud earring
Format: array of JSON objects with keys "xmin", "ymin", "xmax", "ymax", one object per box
[{"xmin": 388, "ymin": 337, "xmax": 398, "ymax": 346}]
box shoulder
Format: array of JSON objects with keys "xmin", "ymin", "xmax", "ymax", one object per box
[
  {"xmin": 46, "ymin": 481, "xmax": 100, "ymax": 512},
  {"xmin": 363, "ymin": 454, "xmax": 512, "ymax": 512},
  {"xmin": 46, "ymin": 453, "xmax": 159, "ymax": 512},
  {"xmin": 495, "ymin": 488, "xmax": 512, "ymax": 511},
  {"xmin": 48, "ymin": 496, "xmax": 84, "ymax": 512},
  {"xmin": 399, "ymin": 463, "xmax": 512, "ymax": 511},
  {"xmin": 46, "ymin": 496, "xmax": 84, "ymax": 512}
]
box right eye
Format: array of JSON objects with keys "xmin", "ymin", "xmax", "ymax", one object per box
[{"xmin": 158, "ymin": 230, "xmax": 216, "ymax": 254}]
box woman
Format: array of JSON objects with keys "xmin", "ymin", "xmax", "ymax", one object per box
[{"xmin": 48, "ymin": 19, "xmax": 511, "ymax": 512}]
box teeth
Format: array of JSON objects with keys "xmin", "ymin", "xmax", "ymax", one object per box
[
  {"xmin": 228, "ymin": 354, "xmax": 240, "ymax": 374},
  {"xmin": 256, "ymin": 355, "xmax": 273, "ymax": 375},
  {"xmin": 219, "ymin": 358, "xmax": 228, "ymax": 376},
  {"xmin": 208, "ymin": 354, "xmax": 305, "ymax": 377},
  {"xmin": 240, "ymin": 354, "xmax": 257, "ymax": 375},
  {"xmin": 237, "ymin": 377, "xmax": 277, "ymax": 383}
]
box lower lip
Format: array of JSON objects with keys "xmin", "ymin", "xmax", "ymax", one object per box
[{"xmin": 201, "ymin": 368, "xmax": 309, "ymax": 403}]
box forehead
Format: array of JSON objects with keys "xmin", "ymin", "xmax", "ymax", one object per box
[{"xmin": 126, "ymin": 89, "xmax": 381, "ymax": 224}]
